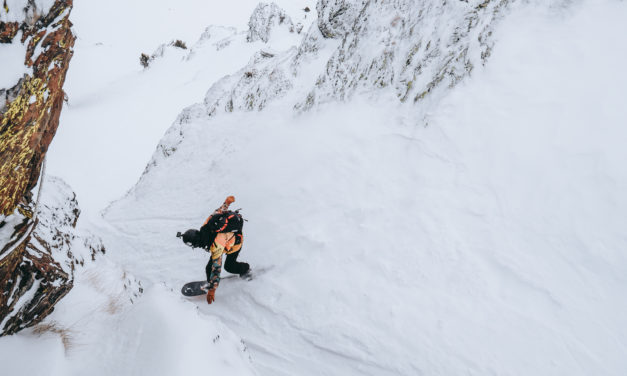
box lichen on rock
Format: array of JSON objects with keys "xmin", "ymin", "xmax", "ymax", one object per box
[
  {"xmin": 0, "ymin": 0, "xmax": 90, "ymax": 336},
  {"xmin": 0, "ymin": 0, "xmax": 75, "ymax": 216}
]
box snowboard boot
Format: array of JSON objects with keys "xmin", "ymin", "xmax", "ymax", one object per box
[{"xmin": 239, "ymin": 263, "xmax": 252, "ymax": 280}]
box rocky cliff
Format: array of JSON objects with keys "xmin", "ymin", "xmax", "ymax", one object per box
[{"xmin": 0, "ymin": 0, "xmax": 99, "ymax": 336}]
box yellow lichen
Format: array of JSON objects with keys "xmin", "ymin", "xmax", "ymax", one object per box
[{"xmin": 0, "ymin": 76, "xmax": 51, "ymax": 216}]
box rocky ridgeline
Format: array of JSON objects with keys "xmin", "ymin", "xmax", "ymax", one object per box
[
  {"xmin": 301, "ymin": 0, "xmax": 516, "ymax": 108},
  {"xmin": 141, "ymin": 0, "xmax": 529, "ymax": 174},
  {"xmin": 211, "ymin": 0, "xmax": 520, "ymax": 112},
  {"xmin": 0, "ymin": 0, "xmax": 102, "ymax": 335}
]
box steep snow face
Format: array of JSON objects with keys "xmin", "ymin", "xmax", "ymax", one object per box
[
  {"xmin": 46, "ymin": 0, "xmax": 313, "ymax": 211},
  {"xmin": 0, "ymin": 257, "xmax": 256, "ymax": 376},
  {"xmin": 101, "ymin": 1, "xmax": 627, "ymax": 375},
  {"xmin": 139, "ymin": 0, "xmax": 523, "ymax": 157}
]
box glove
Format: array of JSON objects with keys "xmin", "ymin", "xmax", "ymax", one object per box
[
  {"xmin": 206, "ymin": 288, "xmax": 216, "ymax": 304},
  {"xmin": 225, "ymin": 196, "xmax": 235, "ymax": 205}
]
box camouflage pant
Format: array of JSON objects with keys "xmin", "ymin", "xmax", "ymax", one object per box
[{"xmin": 205, "ymin": 233, "xmax": 248, "ymax": 288}]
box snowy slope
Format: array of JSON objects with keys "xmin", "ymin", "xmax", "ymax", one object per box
[
  {"xmin": 3, "ymin": 0, "xmax": 626, "ymax": 375},
  {"xmin": 46, "ymin": 0, "xmax": 313, "ymax": 211},
  {"xmin": 101, "ymin": 1, "xmax": 627, "ymax": 375}
]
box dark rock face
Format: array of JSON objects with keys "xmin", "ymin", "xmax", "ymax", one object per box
[
  {"xmin": 1, "ymin": 177, "xmax": 105, "ymax": 335},
  {"xmin": 0, "ymin": 0, "xmax": 75, "ymax": 215},
  {"xmin": 0, "ymin": 21, "xmax": 19, "ymax": 43},
  {"xmin": 0, "ymin": 0, "xmax": 94, "ymax": 336}
]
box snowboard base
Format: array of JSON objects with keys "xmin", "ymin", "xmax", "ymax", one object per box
[
  {"xmin": 181, "ymin": 267, "xmax": 269, "ymax": 297},
  {"xmin": 181, "ymin": 280, "xmax": 210, "ymax": 296}
]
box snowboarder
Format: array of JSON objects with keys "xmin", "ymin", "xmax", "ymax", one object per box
[{"xmin": 178, "ymin": 195, "xmax": 250, "ymax": 304}]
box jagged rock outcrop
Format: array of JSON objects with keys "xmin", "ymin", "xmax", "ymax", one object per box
[
  {"xmin": 300, "ymin": 0, "xmax": 516, "ymax": 109},
  {"xmin": 316, "ymin": 0, "xmax": 365, "ymax": 39},
  {"xmin": 0, "ymin": 0, "xmax": 75, "ymax": 214},
  {"xmin": 247, "ymin": 2, "xmax": 295, "ymax": 43},
  {"xmin": 0, "ymin": 0, "xmax": 88, "ymax": 336},
  {"xmin": 139, "ymin": 0, "xmax": 542, "ymax": 176},
  {"xmin": 140, "ymin": 39, "xmax": 189, "ymax": 68},
  {"xmin": 206, "ymin": 0, "xmax": 519, "ymax": 117},
  {"xmin": 1, "ymin": 176, "xmax": 105, "ymax": 335}
]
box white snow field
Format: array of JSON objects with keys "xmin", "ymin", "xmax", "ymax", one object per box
[
  {"xmin": 2, "ymin": 0, "xmax": 627, "ymax": 375},
  {"xmin": 46, "ymin": 0, "xmax": 313, "ymax": 211}
]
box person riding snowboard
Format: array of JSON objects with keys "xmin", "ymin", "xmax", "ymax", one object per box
[{"xmin": 179, "ymin": 195, "xmax": 250, "ymax": 304}]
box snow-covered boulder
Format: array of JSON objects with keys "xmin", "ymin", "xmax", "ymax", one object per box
[{"xmin": 246, "ymin": 2, "xmax": 294, "ymax": 43}]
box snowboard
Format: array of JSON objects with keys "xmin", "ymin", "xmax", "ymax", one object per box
[{"xmin": 180, "ymin": 268, "xmax": 269, "ymax": 297}]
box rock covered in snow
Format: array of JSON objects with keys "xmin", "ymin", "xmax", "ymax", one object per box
[
  {"xmin": 0, "ymin": 176, "xmax": 104, "ymax": 336},
  {"xmin": 141, "ymin": 0, "xmax": 525, "ymax": 173},
  {"xmin": 191, "ymin": 0, "xmax": 519, "ymax": 123},
  {"xmin": 246, "ymin": 2, "xmax": 294, "ymax": 43},
  {"xmin": 140, "ymin": 39, "xmax": 190, "ymax": 68},
  {"xmin": 208, "ymin": 50, "xmax": 295, "ymax": 115},
  {"xmin": 300, "ymin": 0, "xmax": 517, "ymax": 109},
  {"xmin": 316, "ymin": 0, "xmax": 364, "ymax": 39},
  {"xmin": 0, "ymin": 0, "xmax": 58, "ymax": 24},
  {"xmin": 190, "ymin": 25, "xmax": 238, "ymax": 54}
]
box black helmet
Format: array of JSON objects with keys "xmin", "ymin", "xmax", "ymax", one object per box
[{"xmin": 181, "ymin": 229, "xmax": 201, "ymax": 248}]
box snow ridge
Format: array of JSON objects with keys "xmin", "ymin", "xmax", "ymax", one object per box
[{"xmin": 138, "ymin": 0, "xmax": 529, "ymax": 175}]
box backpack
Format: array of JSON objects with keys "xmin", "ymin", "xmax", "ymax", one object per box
[{"xmin": 198, "ymin": 210, "xmax": 244, "ymax": 248}]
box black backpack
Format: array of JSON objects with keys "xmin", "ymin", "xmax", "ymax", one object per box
[{"xmin": 180, "ymin": 211, "xmax": 244, "ymax": 249}]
